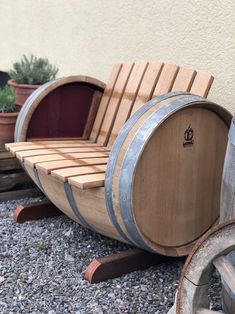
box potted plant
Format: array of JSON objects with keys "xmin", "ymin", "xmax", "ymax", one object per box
[
  {"xmin": 8, "ymin": 54, "xmax": 59, "ymax": 107},
  {"xmin": 0, "ymin": 86, "xmax": 18, "ymax": 144}
]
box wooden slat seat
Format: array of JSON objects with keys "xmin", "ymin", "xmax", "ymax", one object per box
[
  {"xmin": 51, "ymin": 164, "xmax": 107, "ymax": 182},
  {"xmin": 15, "ymin": 146, "xmax": 110, "ymax": 161},
  {"xmin": 36, "ymin": 157, "xmax": 109, "ymax": 174},
  {"xmin": 24, "ymin": 151, "xmax": 110, "ymax": 167},
  {"xmin": 9, "ymin": 142, "xmax": 99, "ymax": 154},
  {"xmin": 68, "ymin": 173, "xmax": 105, "ymax": 189}
]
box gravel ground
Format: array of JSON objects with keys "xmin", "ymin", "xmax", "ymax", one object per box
[{"xmin": 0, "ymin": 197, "xmax": 221, "ymax": 314}]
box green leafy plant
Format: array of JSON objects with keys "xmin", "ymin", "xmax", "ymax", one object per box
[
  {"xmin": 9, "ymin": 54, "xmax": 59, "ymax": 85},
  {"xmin": 0, "ymin": 86, "xmax": 16, "ymax": 113},
  {"xmin": 33, "ymin": 241, "xmax": 47, "ymax": 250}
]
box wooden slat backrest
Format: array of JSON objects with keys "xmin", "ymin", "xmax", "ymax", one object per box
[
  {"xmin": 106, "ymin": 61, "xmax": 148, "ymax": 147},
  {"xmin": 107, "ymin": 61, "xmax": 165, "ymax": 147},
  {"xmin": 89, "ymin": 63, "xmax": 122, "ymax": 142},
  {"xmin": 96, "ymin": 62, "xmax": 134, "ymax": 146},
  {"xmin": 88, "ymin": 61, "xmax": 213, "ymax": 149}
]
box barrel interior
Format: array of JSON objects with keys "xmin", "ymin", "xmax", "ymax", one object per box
[
  {"xmin": 26, "ymin": 83, "xmax": 96, "ymax": 139},
  {"xmin": 132, "ymin": 107, "xmax": 228, "ymax": 248}
]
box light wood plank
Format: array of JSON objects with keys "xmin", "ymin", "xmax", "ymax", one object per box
[
  {"xmin": 51, "ymin": 164, "xmax": 107, "ymax": 182},
  {"xmin": 68, "ymin": 173, "xmax": 105, "ymax": 189},
  {"xmin": 152, "ymin": 63, "xmax": 179, "ymax": 97},
  {"xmin": 131, "ymin": 61, "xmax": 164, "ymax": 114},
  {"xmin": 16, "ymin": 147, "xmax": 110, "ymax": 161},
  {"xmin": 24, "ymin": 152, "xmax": 110, "ymax": 167},
  {"xmin": 27, "ymin": 137, "xmax": 84, "ymax": 141},
  {"xmin": 97, "ymin": 62, "xmax": 134, "ymax": 146},
  {"xmin": 36, "ymin": 157, "xmax": 109, "ymax": 173},
  {"xmin": 9, "ymin": 142, "xmax": 101, "ymax": 155},
  {"xmin": 82, "ymin": 91, "xmax": 103, "ymax": 139},
  {"xmin": 171, "ymin": 66, "xmax": 196, "ymax": 91},
  {"xmin": 5, "ymin": 139, "xmax": 89, "ymax": 150},
  {"xmin": 190, "ymin": 72, "xmax": 214, "ymax": 97},
  {"xmin": 107, "ymin": 61, "xmax": 148, "ymax": 147},
  {"xmin": 89, "ymin": 64, "xmax": 123, "ymax": 142}
]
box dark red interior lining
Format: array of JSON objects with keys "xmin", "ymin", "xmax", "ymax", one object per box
[{"xmin": 27, "ymin": 83, "xmax": 97, "ymax": 139}]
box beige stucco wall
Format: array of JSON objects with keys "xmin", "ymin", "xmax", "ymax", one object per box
[{"xmin": 0, "ymin": 0, "xmax": 235, "ymax": 112}]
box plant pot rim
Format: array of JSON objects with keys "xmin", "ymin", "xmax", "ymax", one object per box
[
  {"xmin": 0, "ymin": 111, "xmax": 19, "ymax": 118},
  {"xmin": 8, "ymin": 79, "xmax": 40, "ymax": 89}
]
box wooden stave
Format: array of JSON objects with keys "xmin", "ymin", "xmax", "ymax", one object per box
[
  {"xmin": 176, "ymin": 219, "xmax": 235, "ymax": 313},
  {"xmin": 20, "ymin": 139, "xmax": 122, "ymax": 239},
  {"xmin": 31, "ymin": 162, "xmax": 124, "ymax": 241},
  {"xmin": 14, "ymin": 76, "xmax": 106, "ymax": 142},
  {"xmin": 107, "ymin": 95, "xmax": 232, "ymax": 255},
  {"xmin": 220, "ymin": 116, "xmax": 235, "ymax": 223},
  {"xmin": 220, "ymin": 116, "xmax": 235, "ymax": 312}
]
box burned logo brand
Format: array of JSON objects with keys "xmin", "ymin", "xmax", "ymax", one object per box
[{"xmin": 183, "ymin": 125, "xmax": 194, "ymax": 146}]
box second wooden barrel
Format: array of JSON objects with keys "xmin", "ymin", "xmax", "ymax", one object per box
[
  {"xmin": 220, "ymin": 116, "xmax": 235, "ymax": 313},
  {"xmin": 105, "ymin": 93, "xmax": 232, "ymax": 255}
]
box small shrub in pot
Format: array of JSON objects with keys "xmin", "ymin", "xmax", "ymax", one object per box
[{"xmin": 8, "ymin": 54, "xmax": 59, "ymax": 107}]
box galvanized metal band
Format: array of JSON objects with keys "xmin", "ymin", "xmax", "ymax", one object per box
[
  {"xmin": 105, "ymin": 91, "xmax": 193, "ymax": 245},
  {"xmin": 20, "ymin": 160, "xmax": 46, "ymax": 195},
  {"xmin": 119, "ymin": 95, "xmax": 211, "ymax": 252},
  {"xmin": 228, "ymin": 117, "xmax": 235, "ymax": 146},
  {"xmin": 64, "ymin": 182, "xmax": 94, "ymax": 231},
  {"xmin": 15, "ymin": 80, "xmax": 58, "ymax": 142},
  {"xmin": 33, "ymin": 168, "xmax": 47, "ymax": 195}
]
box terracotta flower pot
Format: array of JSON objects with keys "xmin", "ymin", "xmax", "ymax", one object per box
[
  {"xmin": 8, "ymin": 80, "xmax": 40, "ymax": 108},
  {"xmin": 0, "ymin": 111, "xmax": 19, "ymax": 144}
]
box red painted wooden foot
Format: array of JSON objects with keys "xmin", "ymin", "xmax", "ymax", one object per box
[
  {"xmin": 84, "ymin": 248, "xmax": 168, "ymax": 283},
  {"xmin": 13, "ymin": 200, "xmax": 63, "ymax": 223}
]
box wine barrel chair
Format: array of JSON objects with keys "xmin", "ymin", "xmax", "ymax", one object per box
[{"xmin": 6, "ymin": 61, "xmax": 232, "ymax": 256}]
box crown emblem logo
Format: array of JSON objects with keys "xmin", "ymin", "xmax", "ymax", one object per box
[{"xmin": 183, "ymin": 125, "xmax": 194, "ymax": 146}]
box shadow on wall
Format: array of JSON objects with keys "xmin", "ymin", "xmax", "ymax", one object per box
[{"xmin": 0, "ymin": 71, "xmax": 10, "ymax": 87}]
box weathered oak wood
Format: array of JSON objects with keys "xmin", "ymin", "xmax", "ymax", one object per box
[
  {"xmin": 175, "ymin": 220, "xmax": 235, "ymax": 313},
  {"xmin": 196, "ymin": 309, "xmax": 222, "ymax": 314},
  {"xmin": 220, "ymin": 116, "xmax": 235, "ymax": 313},
  {"xmin": 213, "ymin": 256, "xmax": 235, "ymax": 294}
]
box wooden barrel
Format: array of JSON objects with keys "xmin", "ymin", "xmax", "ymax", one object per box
[
  {"xmin": 220, "ymin": 116, "xmax": 235, "ymax": 313},
  {"xmin": 105, "ymin": 93, "xmax": 232, "ymax": 255},
  {"xmin": 15, "ymin": 92, "xmax": 232, "ymax": 256},
  {"xmin": 14, "ymin": 76, "xmax": 105, "ymax": 142}
]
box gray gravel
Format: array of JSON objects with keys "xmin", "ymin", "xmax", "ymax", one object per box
[{"xmin": 0, "ymin": 197, "xmax": 215, "ymax": 314}]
